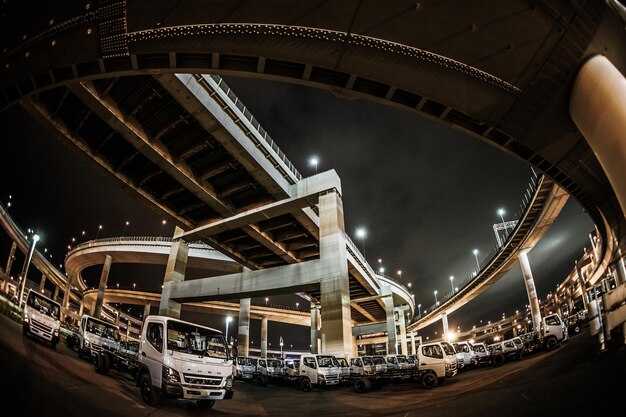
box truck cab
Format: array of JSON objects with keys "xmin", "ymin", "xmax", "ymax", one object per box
[
  {"xmin": 136, "ymin": 315, "xmax": 234, "ymax": 409},
  {"xmin": 299, "ymin": 354, "xmax": 341, "ymax": 388},
  {"xmin": 235, "ymin": 356, "xmax": 258, "ymax": 381},
  {"xmin": 471, "ymin": 342, "xmax": 491, "ymax": 366},
  {"xmin": 350, "ymin": 356, "xmax": 376, "ymax": 376},
  {"xmin": 78, "ymin": 314, "xmax": 120, "ymax": 358},
  {"xmin": 257, "ymin": 357, "xmax": 284, "ymax": 378},
  {"xmin": 385, "ymin": 354, "xmax": 410, "ymax": 371},
  {"xmin": 334, "ymin": 356, "xmax": 351, "ymax": 382},
  {"xmin": 540, "ymin": 313, "xmax": 568, "ymax": 350},
  {"xmin": 417, "ymin": 341, "xmax": 458, "ymax": 388},
  {"xmin": 452, "ymin": 341, "xmax": 476, "ymax": 369},
  {"xmin": 22, "ymin": 289, "xmax": 61, "ymax": 348},
  {"xmin": 283, "ymin": 358, "xmax": 300, "ymax": 377}
]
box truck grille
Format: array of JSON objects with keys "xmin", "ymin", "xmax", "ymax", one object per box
[
  {"xmin": 183, "ymin": 374, "xmax": 222, "ymax": 386},
  {"xmin": 30, "ymin": 318, "xmax": 53, "ymax": 336}
]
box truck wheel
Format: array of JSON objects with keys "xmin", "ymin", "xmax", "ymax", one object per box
[
  {"xmin": 100, "ymin": 354, "xmax": 110, "ymax": 375},
  {"xmin": 197, "ymin": 400, "xmax": 215, "ymax": 409},
  {"xmin": 299, "ymin": 378, "xmax": 312, "ymax": 392},
  {"xmin": 421, "ymin": 371, "xmax": 438, "ymax": 389},
  {"xmin": 354, "ymin": 378, "xmax": 372, "ymax": 393},
  {"xmin": 491, "ymin": 354, "xmax": 504, "ymax": 367},
  {"xmin": 257, "ymin": 375, "xmax": 268, "ymax": 387},
  {"xmin": 50, "ymin": 339, "xmax": 58, "ymax": 350},
  {"xmin": 139, "ymin": 373, "xmax": 161, "ymax": 406},
  {"xmin": 545, "ymin": 337, "xmax": 558, "ymax": 351},
  {"xmin": 572, "ymin": 325, "xmax": 581, "ymax": 334},
  {"xmin": 22, "ymin": 324, "xmax": 28, "ymax": 336}
]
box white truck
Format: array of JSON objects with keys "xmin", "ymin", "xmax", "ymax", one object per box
[
  {"xmin": 77, "ymin": 314, "xmax": 121, "ymax": 359},
  {"xmin": 134, "ymin": 315, "xmax": 234, "ymax": 409},
  {"xmin": 522, "ymin": 313, "xmax": 569, "ymax": 353},
  {"xmin": 334, "ymin": 355, "xmax": 351, "ymax": 383},
  {"xmin": 234, "ymin": 356, "xmax": 258, "ymax": 382},
  {"xmin": 22, "ymin": 289, "xmax": 61, "ymax": 349},
  {"xmin": 417, "ymin": 341, "xmax": 458, "ymax": 389},
  {"xmin": 452, "ymin": 341, "xmax": 476, "ymax": 370},
  {"xmin": 295, "ymin": 354, "xmax": 342, "ymax": 391}
]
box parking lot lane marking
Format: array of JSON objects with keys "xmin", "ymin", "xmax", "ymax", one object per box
[{"xmin": 521, "ymin": 394, "xmax": 530, "ymax": 402}]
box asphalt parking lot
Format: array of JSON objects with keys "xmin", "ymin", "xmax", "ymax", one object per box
[{"xmin": 1, "ymin": 313, "xmax": 624, "ymax": 417}]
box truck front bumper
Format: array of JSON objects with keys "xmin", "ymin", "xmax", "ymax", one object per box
[{"xmin": 163, "ymin": 382, "xmax": 234, "ymax": 400}]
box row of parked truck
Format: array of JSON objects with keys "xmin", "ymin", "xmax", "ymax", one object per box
[{"xmin": 19, "ymin": 288, "xmax": 574, "ymax": 409}]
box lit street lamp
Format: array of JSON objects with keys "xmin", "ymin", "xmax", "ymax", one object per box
[
  {"xmin": 123, "ymin": 221, "xmax": 130, "ymax": 236},
  {"xmin": 265, "ymin": 297, "xmax": 269, "ymax": 306},
  {"xmin": 18, "ymin": 233, "xmax": 40, "ymax": 308},
  {"xmin": 473, "ymin": 249, "xmax": 480, "ymax": 271},
  {"xmin": 449, "ymin": 276, "xmax": 455, "ymax": 293},
  {"xmin": 417, "ymin": 304, "xmax": 422, "ymax": 319},
  {"xmin": 96, "ymin": 225, "xmax": 103, "ymax": 239},
  {"xmin": 308, "ymin": 156, "xmax": 318, "ymax": 174},
  {"xmin": 160, "ymin": 220, "xmax": 166, "ymax": 236},
  {"xmin": 434, "ymin": 290, "xmax": 438, "ymax": 306},
  {"xmin": 498, "ymin": 208, "xmax": 507, "ymax": 228},
  {"xmin": 355, "ymin": 227, "xmax": 366, "ymax": 257},
  {"xmin": 280, "ymin": 336, "xmax": 284, "ymax": 359}
]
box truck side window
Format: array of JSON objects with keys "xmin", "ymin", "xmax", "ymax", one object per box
[
  {"xmin": 303, "ymin": 357, "xmax": 317, "ymax": 369},
  {"xmin": 147, "ymin": 323, "xmax": 163, "ymax": 352},
  {"xmin": 422, "ymin": 345, "xmax": 443, "ymax": 359}
]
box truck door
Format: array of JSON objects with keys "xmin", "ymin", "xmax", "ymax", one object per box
[
  {"xmin": 419, "ymin": 344, "xmax": 444, "ymax": 375},
  {"xmin": 301, "ymin": 356, "xmax": 318, "ymax": 384},
  {"xmin": 350, "ymin": 357, "xmax": 363, "ymax": 375},
  {"xmin": 143, "ymin": 321, "xmax": 164, "ymax": 387}
]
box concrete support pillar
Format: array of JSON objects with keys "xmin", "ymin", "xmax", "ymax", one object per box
[
  {"xmin": 38, "ymin": 273, "xmax": 46, "ymax": 292},
  {"xmin": 78, "ymin": 302, "xmax": 84, "ymax": 317},
  {"xmin": 260, "ymin": 316, "xmax": 268, "ymax": 358},
  {"xmin": 4, "ymin": 242, "xmax": 16, "ymax": 278},
  {"xmin": 382, "ymin": 285, "xmax": 397, "ymax": 354},
  {"xmin": 237, "ymin": 298, "xmax": 251, "ymax": 357},
  {"xmin": 115, "ymin": 310, "xmax": 120, "ymax": 326},
  {"xmin": 318, "ymin": 191, "xmax": 352, "ymax": 355},
  {"xmin": 590, "ymin": 233, "xmax": 600, "ymax": 267},
  {"xmin": 126, "ymin": 321, "xmax": 131, "ymax": 340},
  {"xmin": 93, "ymin": 254, "xmax": 112, "ymax": 319},
  {"xmin": 570, "ymin": 54, "xmax": 626, "ymax": 217},
  {"xmin": 62, "ymin": 275, "xmax": 73, "ymax": 321},
  {"xmin": 310, "ymin": 304, "xmax": 321, "ymax": 354},
  {"xmin": 519, "ymin": 250, "xmax": 542, "ymax": 332},
  {"xmin": 53, "ymin": 285, "xmax": 59, "ymax": 302},
  {"xmin": 395, "ymin": 306, "xmax": 408, "ymax": 355},
  {"xmin": 410, "ymin": 332, "xmax": 416, "ymax": 355},
  {"xmin": 159, "ymin": 226, "xmax": 189, "ymax": 319},
  {"xmin": 441, "ymin": 312, "xmax": 450, "ymax": 341},
  {"xmin": 576, "ymin": 260, "xmax": 590, "ymax": 312},
  {"xmin": 143, "ymin": 303, "xmax": 151, "ymax": 321},
  {"xmin": 614, "ymin": 249, "xmax": 626, "ymax": 286}
]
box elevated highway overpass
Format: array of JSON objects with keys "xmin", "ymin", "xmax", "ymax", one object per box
[{"xmin": 2, "ymin": 0, "xmax": 625, "ymax": 355}]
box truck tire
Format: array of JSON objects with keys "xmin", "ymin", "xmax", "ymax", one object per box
[
  {"xmin": 299, "ymin": 377, "xmax": 312, "ymax": 392},
  {"xmin": 545, "ymin": 337, "xmax": 558, "ymax": 351},
  {"xmin": 354, "ymin": 378, "xmax": 372, "ymax": 393},
  {"xmin": 22, "ymin": 324, "xmax": 29, "ymax": 336},
  {"xmin": 420, "ymin": 371, "xmax": 438, "ymax": 389},
  {"xmin": 139, "ymin": 373, "xmax": 161, "ymax": 406},
  {"xmin": 50, "ymin": 338, "xmax": 58, "ymax": 350},
  {"xmin": 491, "ymin": 354, "xmax": 504, "ymax": 367},
  {"xmin": 197, "ymin": 400, "xmax": 215, "ymax": 409},
  {"xmin": 257, "ymin": 374, "xmax": 268, "ymax": 387},
  {"xmin": 95, "ymin": 353, "xmax": 110, "ymax": 375}
]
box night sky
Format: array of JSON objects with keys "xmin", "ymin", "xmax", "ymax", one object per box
[{"xmin": 0, "ymin": 73, "xmax": 593, "ymax": 348}]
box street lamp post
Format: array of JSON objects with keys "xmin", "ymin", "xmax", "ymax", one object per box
[
  {"xmin": 123, "ymin": 221, "xmax": 129, "ymax": 236},
  {"xmin": 449, "ymin": 276, "xmax": 455, "ymax": 293},
  {"xmin": 96, "ymin": 225, "xmax": 103, "ymax": 239},
  {"xmin": 473, "ymin": 249, "xmax": 480, "ymax": 271},
  {"xmin": 434, "ymin": 290, "xmax": 438, "ymax": 306},
  {"xmin": 18, "ymin": 234, "xmax": 39, "ymax": 308},
  {"xmin": 280, "ymin": 336, "xmax": 284, "ymax": 359},
  {"xmin": 159, "ymin": 220, "xmax": 166, "ymax": 237},
  {"xmin": 417, "ymin": 304, "xmax": 422, "ymax": 319},
  {"xmin": 498, "ymin": 208, "xmax": 507, "ymax": 228},
  {"xmin": 265, "ymin": 297, "xmax": 269, "ymax": 306},
  {"xmin": 309, "ymin": 156, "xmax": 318, "ymax": 174}
]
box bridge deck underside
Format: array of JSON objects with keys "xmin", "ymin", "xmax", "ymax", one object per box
[{"xmin": 29, "ymin": 75, "xmax": 385, "ymax": 324}]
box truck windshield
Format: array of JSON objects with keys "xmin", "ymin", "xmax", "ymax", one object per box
[
  {"xmin": 237, "ymin": 357, "xmax": 256, "ymax": 366},
  {"xmin": 396, "ymin": 356, "xmax": 408, "ymax": 364},
  {"xmin": 372, "ymin": 356, "xmax": 385, "ymax": 365},
  {"xmin": 317, "ymin": 356, "xmax": 338, "ymax": 367},
  {"xmin": 337, "ymin": 358, "xmax": 348, "ymax": 367},
  {"xmin": 441, "ymin": 342, "xmax": 456, "ymax": 356},
  {"xmin": 27, "ymin": 293, "xmax": 60, "ymax": 319},
  {"xmin": 86, "ymin": 318, "xmax": 119, "ymax": 340},
  {"xmin": 267, "ymin": 359, "xmax": 282, "ymax": 367},
  {"xmin": 362, "ymin": 357, "xmax": 373, "ymax": 365},
  {"xmin": 166, "ymin": 320, "xmax": 228, "ymax": 359}
]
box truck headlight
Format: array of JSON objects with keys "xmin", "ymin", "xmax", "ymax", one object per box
[
  {"xmin": 53, "ymin": 329, "xmax": 59, "ymax": 336},
  {"xmin": 225, "ymin": 375, "xmax": 233, "ymax": 388},
  {"xmin": 318, "ymin": 374, "xmax": 325, "ymax": 380},
  {"xmin": 162, "ymin": 365, "xmax": 181, "ymax": 384},
  {"xmin": 84, "ymin": 340, "xmax": 90, "ymax": 347}
]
